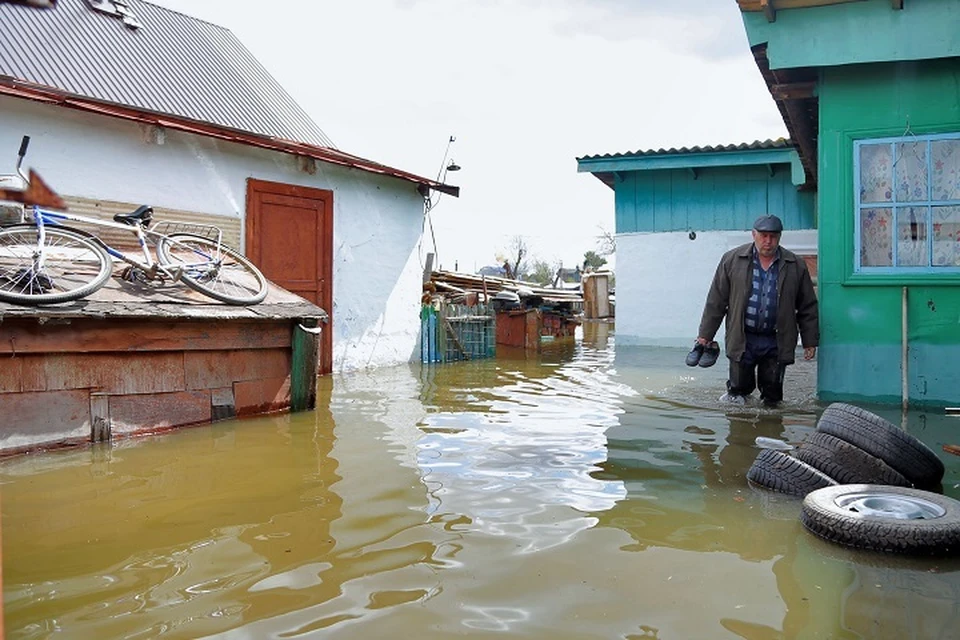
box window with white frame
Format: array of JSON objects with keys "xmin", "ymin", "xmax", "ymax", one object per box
[{"xmin": 855, "ymin": 132, "xmax": 960, "ymax": 272}]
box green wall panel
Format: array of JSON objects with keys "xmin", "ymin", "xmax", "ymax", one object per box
[
  {"xmin": 615, "ymin": 164, "xmax": 814, "ymax": 234},
  {"xmin": 818, "ymin": 58, "xmax": 960, "ymax": 406}
]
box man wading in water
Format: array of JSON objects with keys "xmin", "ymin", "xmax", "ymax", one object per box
[{"xmin": 689, "ymin": 214, "xmax": 819, "ymax": 406}]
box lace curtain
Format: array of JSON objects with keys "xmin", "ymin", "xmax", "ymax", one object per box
[{"xmin": 859, "ymin": 137, "xmax": 960, "ymax": 268}]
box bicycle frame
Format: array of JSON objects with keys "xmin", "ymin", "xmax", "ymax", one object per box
[
  {"xmin": 2, "ymin": 134, "xmax": 266, "ymax": 306},
  {"xmin": 25, "ymin": 204, "xmax": 224, "ymax": 283}
]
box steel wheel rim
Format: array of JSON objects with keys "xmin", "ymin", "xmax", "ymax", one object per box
[{"xmin": 834, "ymin": 492, "xmax": 946, "ymax": 520}]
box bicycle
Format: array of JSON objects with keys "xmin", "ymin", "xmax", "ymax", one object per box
[{"xmin": 0, "ymin": 136, "xmax": 268, "ymax": 306}]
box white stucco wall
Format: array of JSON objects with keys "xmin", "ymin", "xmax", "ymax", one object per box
[
  {"xmin": 615, "ymin": 229, "xmax": 817, "ymax": 348},
  {"xmin": 1, "ymin": 95, "xmax": 428, "ymax": 372}
]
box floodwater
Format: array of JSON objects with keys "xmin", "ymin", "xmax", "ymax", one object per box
[{"xmin": 3, "ymin": 322, "xmax": 960, "ymax": 639}]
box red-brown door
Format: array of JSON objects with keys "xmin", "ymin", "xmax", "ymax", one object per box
[{"xmin": 246, "ymin": 179, "xmax": 333, "ymax": 374}]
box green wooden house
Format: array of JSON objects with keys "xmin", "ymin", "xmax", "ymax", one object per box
[{"xmin": 738, "ymin": 0, "xmax": 960, "ymax": 407}]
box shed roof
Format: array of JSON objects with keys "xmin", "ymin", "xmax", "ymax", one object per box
[
  {"xmin": 577, "ymin": 138, "xmax": 805, "ymax": 189},
  {"xmin": 0, "ymin": 0, "xmax": 459, "ymax": 196},
  {"xmin": 577, "ymin": 138, "xmax": 793, "ymax": 162}
]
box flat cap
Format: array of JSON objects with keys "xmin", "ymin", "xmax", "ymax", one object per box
[{"xmin": 753, "ymin": 214, "xmax": 783, "ymax": 232}]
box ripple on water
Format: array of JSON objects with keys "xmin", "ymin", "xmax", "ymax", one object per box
[{"xmin": 2, "ymin": 332, "xmax": 958, "ymax": 639}]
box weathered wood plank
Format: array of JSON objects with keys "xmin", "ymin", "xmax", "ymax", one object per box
[
  {"xmin": 234, "ymin": 376, "xmax": 290, "ymax": 416},
  {"xmin": 290, "ymin": 320, "xmax": 320, "ymax": 412},
  {"xmin": 183, "ymin": 349, "xmax": 291, "ymax": 390},
  {"xmin": 0, "ymin": 320, "xmax": 291, "ymax": 354},
  {"xmin": 0, "ymin": 358, "xmax": 20, "ymax": 393},
  {"xmin": 19, "ymin": 356, "xmax": 46, "ymax": 392},
  {"xmin": 109, "ymin": 390, "xmax": 212, "ymax": 435},
  {"xmin": 41, "ymin": 353, "xmax": 186, "ymax": 394},
  {"xmin": 0, "ymin": 390, "xmax": 90, "ymax": 445},
  {"xmin": 90, "ymin": 393, "xmax": 110, "ymax": 442}
]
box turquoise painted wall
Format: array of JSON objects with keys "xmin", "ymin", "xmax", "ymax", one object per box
[
  {"xmin": 818, "ymin": 58, "xmax": 960, "ymax": 407},
  {"xmin": 615, "ymin": 164, "xmax": 815, "ymax": 234},
  {"xmin": 743, "ymin": 0, "xmax": 960, "ymax": 70}
]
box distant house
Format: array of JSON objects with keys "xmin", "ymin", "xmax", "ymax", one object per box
[
  {"xmin": 578, "ymin": 139, "xmax": 817, "ymax": 347},
  {"xmin": 477, "ymin": 265, "xmax": 508, "ymax": 278},
  {"xmin": 0, "ymin": 0, "xmax": 457, "ymax": 374},
  {"xmin": 580, "ymin": 0, "xmax": 960, "ymax": 407}
]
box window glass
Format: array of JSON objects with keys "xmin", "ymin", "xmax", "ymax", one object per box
[
  {"xmin": 859, "ymin": 144, "xmax": 892, "ymax": 203},
  {"xmin": 856, "ymin": 133, "xmax": 960, "ymax": 273},
  {"xmin": 896, "ymin": 207, "xmax": 928, "ymax": 267},
  {"xmin": 931, "ymin": 139, "xmax": 960, "ymax": 201},
  {"xmin": 933, "ymin": 205, "xmax": 960, "ymax": 267},
  {"xmin": 895, "ymin": 141, "xmax": 928, "ymax": 202},
  {"xmin": 860, "ymin": 207, "xmax": 893, "ymax": 267}
]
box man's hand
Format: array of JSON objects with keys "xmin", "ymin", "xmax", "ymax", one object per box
[
  {"xmin": 804, "ymin": 347, "xmax": 816, "ymax": 360},
  {"xmin": 696, "ymin": 337, "xmax": 710, "ymax": 346}
]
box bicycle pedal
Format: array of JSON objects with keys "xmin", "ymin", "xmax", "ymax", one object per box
[{"xmin": 10, "ymin": 268, "xmax": 53, "ymax": 292}]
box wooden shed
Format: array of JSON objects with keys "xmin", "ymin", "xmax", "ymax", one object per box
[{"xmin": 0, "ymin": 278, "xmax": 325, "ymax": 456}]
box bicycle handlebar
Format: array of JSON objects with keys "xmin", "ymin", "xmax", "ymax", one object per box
[{"xmin": 16, "ymin": 135, "xmax": 30, "ymax": 172}]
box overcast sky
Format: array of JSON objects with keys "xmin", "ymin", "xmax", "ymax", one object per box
[{"xmin": 153, "ymin": 0, "xmax": 786, "ymax": 273}]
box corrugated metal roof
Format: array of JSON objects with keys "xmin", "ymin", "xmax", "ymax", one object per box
[
  {"xmin": 0, "ymin": 0, "xmax": 335, "ymax": 148},
  {"xmin": 577, "ymin": 138, "xmax": 794, "ymax": 162}
]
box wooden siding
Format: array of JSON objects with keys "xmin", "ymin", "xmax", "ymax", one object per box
[
  {"xmin": 60, "ymin": 195, "xmax": 242, "ymax": 252},
  {"xmin": 0, "ymin": 317, "xmax": 295, "ymax": 453},
  {"xmin": 614, "ymin": 164, "xmax": 815, "ymax": 234}
]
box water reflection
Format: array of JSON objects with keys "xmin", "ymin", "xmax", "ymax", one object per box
[
  {"xmin": 416, "ymin": 333, "xmax": 628, "ymax": 553},
  {"xmin": 1, "ymin": 330, "xmax": 959, "ymax": 639}
]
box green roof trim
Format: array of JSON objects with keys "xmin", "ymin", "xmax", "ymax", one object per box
[
  {"xmin": 742, "ymin": 0, "xmax": 960, "ymax": 70},
  {"xmin": 577, "ymin": 142, "xmax": 805, "ymax": 186}
]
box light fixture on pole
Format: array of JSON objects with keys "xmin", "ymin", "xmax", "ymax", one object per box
[{"xmin": 423, "ymin": 135, "xmax": 462, "ymax": 268}]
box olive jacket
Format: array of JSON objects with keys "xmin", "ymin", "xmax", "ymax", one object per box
[{"xmin": 697, "ymin": 242, "xmax": 819, "ymax": 364}]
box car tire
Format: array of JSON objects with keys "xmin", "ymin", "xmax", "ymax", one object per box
[
  {"xmin": 794, "ymin": 431, "xmax": 911, "ymax": 487},
  {"xmin": 816, "ymin": 403, "xmax": 944, "ymax": 489},
  {"xmin": 746, "ymin": 449, "xmax": 837, "ymax": 497},
  {"xmin": 801, "ymin": 484, "xmax": 960, "ymax": 555}
]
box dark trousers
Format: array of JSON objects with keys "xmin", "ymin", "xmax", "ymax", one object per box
[{"xmin": 727, "ymin": 333, "xmax": 788, "ymax": 403}]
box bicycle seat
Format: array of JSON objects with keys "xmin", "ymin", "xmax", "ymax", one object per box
[{"xmin": 113, "ymin": 205, "xmax": 153, "ymax": 226}]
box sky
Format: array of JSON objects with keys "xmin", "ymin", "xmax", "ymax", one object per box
[{"xmin": 153, "ymin": 0, "xmax": 787, "ymax": 274}]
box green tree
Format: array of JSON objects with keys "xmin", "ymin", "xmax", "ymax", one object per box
[
  {"xmin": 527, "ymin": 259, "xmax": 555, "ymax": 286},
  {"xmin": 583, "ymin": 250, "xmax": 607, "ymax": 271}
]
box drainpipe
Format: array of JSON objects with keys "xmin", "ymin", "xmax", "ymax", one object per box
[{"xmin": 901, "ymin": 286, "xmax": 909, "ymax": 423}]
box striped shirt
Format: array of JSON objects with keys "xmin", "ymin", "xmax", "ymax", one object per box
[{"xmin": 745, "ymin": 247, "xmax": 779, "ymax": 335}]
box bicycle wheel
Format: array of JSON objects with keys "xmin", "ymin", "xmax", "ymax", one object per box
[
  {"xmin": 0, "ymin": 225, "xmax": 112, "ymax": 305},
  {"xmin": 157, "ymin": 233, "xmax": 267, "ymax": 305}
]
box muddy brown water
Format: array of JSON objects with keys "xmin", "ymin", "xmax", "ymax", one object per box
[{"xmin": 3, "ymin": 323, "xmax": 959, "ymax": 639}]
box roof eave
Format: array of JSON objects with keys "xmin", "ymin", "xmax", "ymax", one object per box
[
  {"xmin": 749, "ymin": 44, "xmax": 818, "ymax": 190},
  {"xmin": 577, "ymin": 147, "xmax": 799, "ymax": 174},
  {"xmin": 0, "ymin": 80, "xmax": 459, "ymax": 198}
]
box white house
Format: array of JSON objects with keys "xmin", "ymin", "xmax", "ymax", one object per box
[{"xmin": 0, "ymin": 0, "xmax": 457, "ymax": 373}]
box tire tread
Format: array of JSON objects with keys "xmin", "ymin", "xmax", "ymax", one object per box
[{"xmin": 747, "ymin": 449, "xmax": 837, "ymax": 497}]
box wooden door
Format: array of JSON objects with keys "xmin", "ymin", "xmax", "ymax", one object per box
[{"xmin": 246, "ymin": 179, "xmax": 333, "ymax": 374}]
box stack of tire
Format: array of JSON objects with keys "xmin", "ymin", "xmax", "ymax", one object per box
[{"xmin": 747, "ymin": 402, "xmax": 960, "ymax": 555}]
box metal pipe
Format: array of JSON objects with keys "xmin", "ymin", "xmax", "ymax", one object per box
[{"xmin": 902, "ymin": 286, "xmax": 909, "ymax": 413}]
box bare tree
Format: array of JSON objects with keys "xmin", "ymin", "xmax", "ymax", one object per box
[
  {"xmin": 496, "ymin": 235, "xmax": 529, "ymax": 280},
  {"xmin": 596, "ymin": 226, "xmax": 616, "ymax": 257}
]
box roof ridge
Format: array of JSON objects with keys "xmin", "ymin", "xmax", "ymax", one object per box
[{"xmin": 138, "ymin": 0, "xmax": 228, "ymax": 32}]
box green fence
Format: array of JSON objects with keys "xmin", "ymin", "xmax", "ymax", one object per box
[{"xmin": 420, "ymin": 303, "xmax": 495, "ymax": 363}]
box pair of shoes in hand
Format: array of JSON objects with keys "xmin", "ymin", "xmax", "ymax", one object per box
[{"xmin": 686, "ymin": 341, "xmax": 720, "ymax": 368}]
